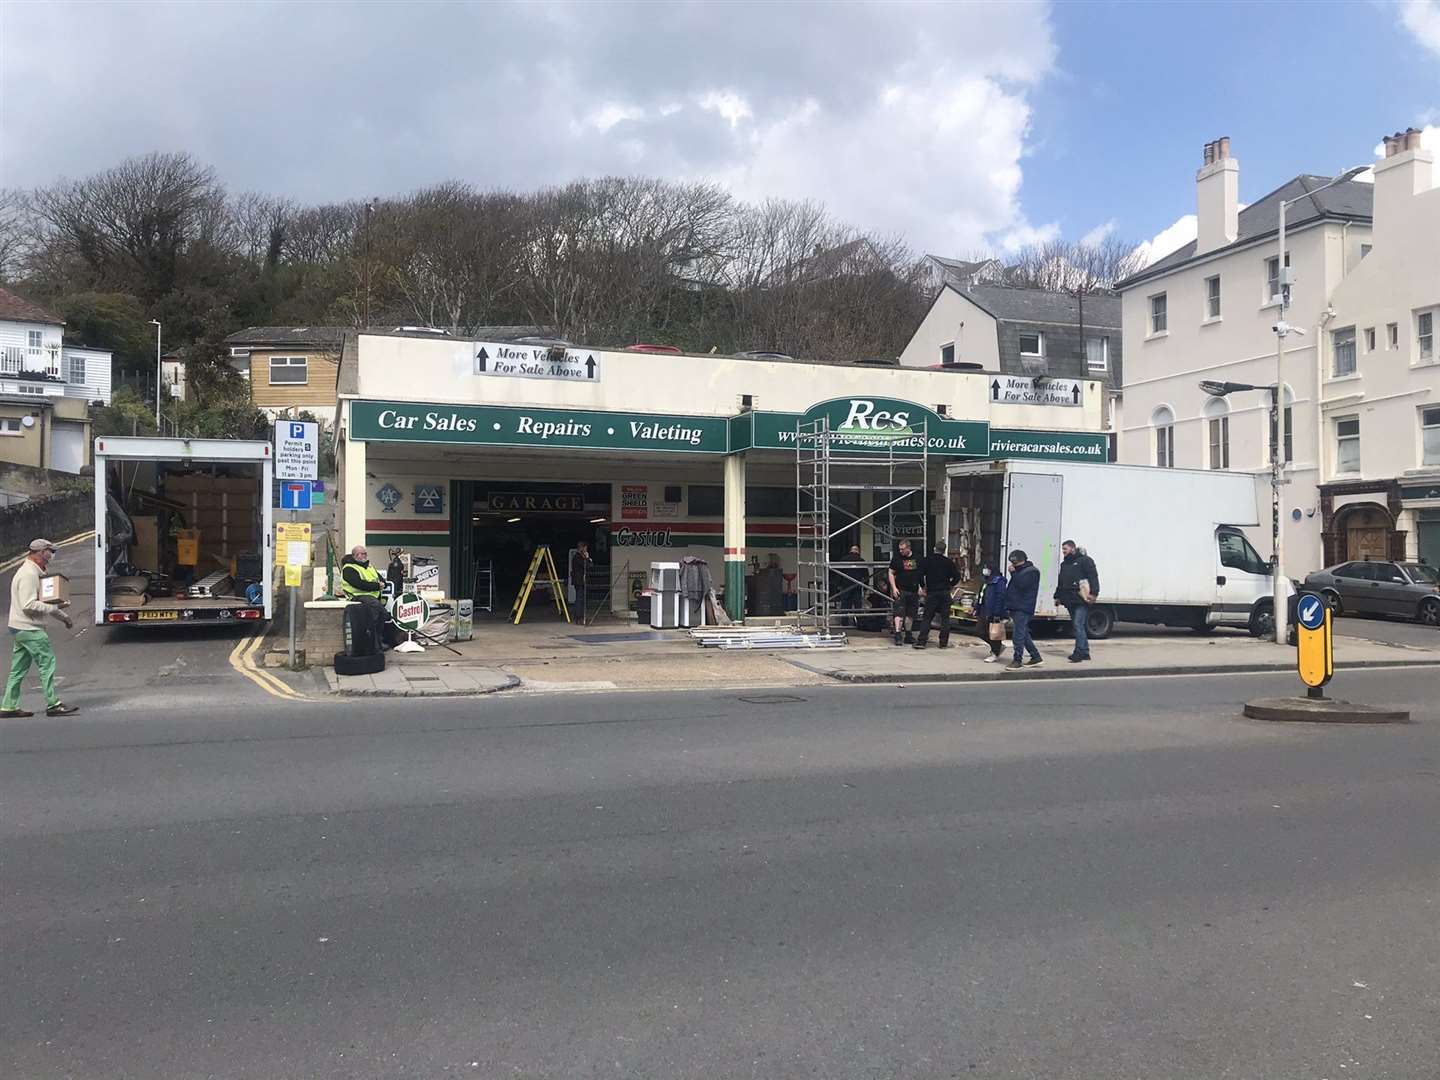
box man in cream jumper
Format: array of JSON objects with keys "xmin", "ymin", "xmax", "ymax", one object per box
[{"xmin": 3, "ymin": 538, "xmax": 77, "ymax": 718}]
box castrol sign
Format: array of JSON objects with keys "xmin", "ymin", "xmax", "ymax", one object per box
[{"xmin": 389, "ymin": 591, "xmax": 430, "ymax": 633}]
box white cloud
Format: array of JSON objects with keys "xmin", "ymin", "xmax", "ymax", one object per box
[
  {"xmin": 1135, "ymin": 215, "xmax": 1197, "ymax": 267},
  {"xmin": 1079, "ymin": 220, "xmax": 1116, "ymax": 248},
  {"xmin": 0, "ymin": 0, "xmax": 1058, "ymax": 253},
  {"xmin": 996, "ymin": 220, "xmax": 1062, "ymax": 254},
  {"xmin": 1400, "ymin": 0, "xmax": 1440, "ymax": 57}
]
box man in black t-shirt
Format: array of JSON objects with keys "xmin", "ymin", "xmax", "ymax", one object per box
[
  {"xmin": 887, "ymin": 539, "xmax": 923, "ymax": 645},
  {"xmin": 913, "ymin": 540, "xmax": 961, "ymax": 649}
]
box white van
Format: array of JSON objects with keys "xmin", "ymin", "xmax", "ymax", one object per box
[{"xmin": 943, "ymin": 460, "xmax": 1285, "ymax": 638}]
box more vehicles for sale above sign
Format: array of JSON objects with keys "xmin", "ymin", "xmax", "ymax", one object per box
[
  {"xmin": 988, "ymin": 376, "xmax": 1083, "ymax": 408},
  {"xmin": 474, "ymin": 341, "xmax": 601, "ymax": 383}
]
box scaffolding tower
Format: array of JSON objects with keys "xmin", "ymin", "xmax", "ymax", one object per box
[{"xmin": 796, "ymin": 417, "xmax": 929, "ymax": 631}]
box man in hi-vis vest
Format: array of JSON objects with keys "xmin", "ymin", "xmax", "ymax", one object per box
[{"xmin": 340, "ymin": 545, "xmax": 385, "ymax": 602}]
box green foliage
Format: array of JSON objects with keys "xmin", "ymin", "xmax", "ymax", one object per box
[
  {"xmin": 58, "ymin": 292, "xmax": 153, "ymax": 372},
  {"xmin": 91, "ymin": 386, "xmax": 158, "ymax": 438}
]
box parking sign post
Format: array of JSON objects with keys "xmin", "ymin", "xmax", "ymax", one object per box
[{"xmin": 274, "ymin": 421, "xmax": 319, "ymax": 668}]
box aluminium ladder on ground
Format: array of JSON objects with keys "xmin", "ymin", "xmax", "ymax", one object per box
[{"xmin": 795, "ymin": 416, "xmax": 928, "ymax": 633}]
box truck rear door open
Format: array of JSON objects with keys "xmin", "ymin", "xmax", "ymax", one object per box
[{"xmin": 1004, "ymin": 471, "xmax": 1063, "ymax": 618}]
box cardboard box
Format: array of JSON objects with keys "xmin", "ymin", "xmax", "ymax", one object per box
[
  {"xmin": 176, "ymin": 529, "xmax": 201, "ymax": 567},
  {"xmin": 132, "ymin": 516, "xmax": 161, "ymax": 570},
  {"xmin": 39, "ymin": 573, "xmax": 71, "ymax": 605}
]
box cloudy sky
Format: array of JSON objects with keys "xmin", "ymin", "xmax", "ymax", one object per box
[{"xmin": 2, "ymin": 0, "xmax": 1437, "ymax": 261}]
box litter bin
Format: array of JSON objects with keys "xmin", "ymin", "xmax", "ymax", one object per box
[{"xmin": 649, "ymin": 562, "xmax": 682, "ymax": 629}]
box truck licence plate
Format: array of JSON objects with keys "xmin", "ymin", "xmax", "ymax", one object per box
[{"xmin": 137, "ymin": 610, "xmax": 179, "ymax": 621}]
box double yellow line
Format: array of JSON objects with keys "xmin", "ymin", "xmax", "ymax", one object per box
[
  {"xmin": 227, "ymin": 629, "xmax": 310, "ymax": 701},
  {"xmin": 0, "ymin": 529, "xmax": 94, "ymax": 574}
]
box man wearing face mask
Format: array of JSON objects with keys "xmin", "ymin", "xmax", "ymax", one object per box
[{"xmin": 2, "ymin": 538, "xmax": 78, "ymax": 718}]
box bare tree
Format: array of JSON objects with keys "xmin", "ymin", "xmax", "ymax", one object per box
[{"xmin": 1002, "ymin": 236, "xmax": 1144, "ymax": 292}]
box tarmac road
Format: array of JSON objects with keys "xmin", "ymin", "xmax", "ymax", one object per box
[{"xmin": 3, "ymin": 666, "xmax": 1438, "ymax": 1079}]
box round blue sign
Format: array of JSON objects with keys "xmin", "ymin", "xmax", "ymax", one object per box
[{"xmin": 1296, "ymin": 594, "xmax": 1326, "ymax": 631}]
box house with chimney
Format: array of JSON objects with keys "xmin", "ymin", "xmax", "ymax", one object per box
[
  {"xmin": 898, "ymin": 283, "xmax": 1123, "ymax": 428},
  {"xmin": 1116, "ymin": 130, "xmax": 1439, "ymax": 574}
]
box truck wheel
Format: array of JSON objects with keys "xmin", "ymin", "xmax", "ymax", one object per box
[
  {"xmin": 334, "ymin": 651, "xmax": 385, "ymax": 676},
  {"xmin": 1248, "ymin": 599, "xmax": 1274, "ymax": 638},
  {"xmin": 1418, "ymin": 598, "xmax": 1440, "ymax": 627},
  {"xmin": 1086, "ymin": 606, "xmax": 1114, "ymax": 640}
]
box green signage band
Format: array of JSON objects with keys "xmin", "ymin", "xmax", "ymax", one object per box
[
  {"xmin": 740, "ymin": 397, "xmax": 990, "ymax": 458},
  {"xmin": 987, "ymin": 428, "xmax": 1110, "ymax": 461},
  {"xmin": 350, "ymin": 400, "xmax": 729, "ymax": 454}
]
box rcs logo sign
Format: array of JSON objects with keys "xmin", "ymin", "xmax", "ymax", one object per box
[{"xmin": 837, "ymin": 399, "xmax": 912, "ymax": 433}]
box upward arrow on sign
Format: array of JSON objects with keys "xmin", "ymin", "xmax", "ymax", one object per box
[
  {"xmin": 990, "ymin": 379, "xmax": 1001, "ymax": 401},
  {"xmin": 1071, "ymin": 384, "xmax": 1081, "ymax": 404},
  {"xmin": 585, "ymin": 355, "xmax": 596, "ymax": 379},
  {"xmin": 476, "ymin": 347, "xmax": 488, "ymax": 371}
]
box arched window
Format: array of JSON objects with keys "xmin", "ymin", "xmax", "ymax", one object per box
[
  {"xmin": 1152, "ymin": 406, "xmax": 1175, "ymax": 468},
  {"xmin": 1204, "ymin": 398, "xmax": 1230, "ymax": 470},
  {"xmin": 1268, "ymin": 385, "xmax": 1295, "ymax": 464}
]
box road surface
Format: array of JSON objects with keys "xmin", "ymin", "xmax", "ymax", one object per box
[{"xmin": 3, "ymin": 667, "xmax": 1437, "ymax": 1079}]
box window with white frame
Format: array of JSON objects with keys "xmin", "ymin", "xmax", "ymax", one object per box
[
  {"xmin": 1388, "ymin": 322, "xmax": 1399, "ymax": 349},
  {"xmin": 67, "ymin": 355, "xmax": 86, "ymax": 385},
  {"xmin": 268, "ymin": 356, "xmax": 309, "ymax": 385},
  {"xmin": 1332, "ymin": 327, "xmax": 1357, "ymax": 377},
  {"xmin": 1364, "ymin": 327, "xmax": 1376, "ymax": 352},
  {"xmin": 26, "ymin": 330, "xmax": 42, "ymax": 351},
  {"xmin": 1204, "ymin": 275, "xmax": 1221, "ymax": 319},
  {"xmin": 1268, "ymin": 388, "xmax": 1294, "ymax": 464},
  {"xmin": 1153, "ymin": 406, "xmax": 1175, "ymax": 468},
  {"xmin": 1204, "ymin": 398, "xmax": 1230, "ymax": 470},
  {"xmin": 1018, "ymin": 331, "xmax": 1044, "ymax": 357},
  {"xmin": 1418, "ymin": 310, "xmax": 1435, "ymax": 361},
  {"xmin": 15, "ymin": 384, "xmax": 45, "ymax": 396},
  {"xmin": 1149, "ymin": 293, "xmax": 1168, "ymax": 334},
  {"xmin": 1085, "ymin": 336, "xmax": 1109, "ymax": 372},
  {"xmin": 1265, "ymin": 254, "xmax": 1290, "ymax": 302},
  {"xmin": 0, "ymin": 418, "xmax": 21, "ymax": 436},
  {"xmin": 1422, "ymin": 406, "xmax": 1440, "ymax": 467},
  {"xmin": 1336, "ymin": 416, "xmax": 1360, "ymax": 474},
  {"xmin": 940, "ymin": 342, "xmax": 955, "ymax": 366}
]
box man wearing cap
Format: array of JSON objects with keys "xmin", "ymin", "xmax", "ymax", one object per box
[{"xmin": 3, "ymin": 539, "xmax": 78, "ymax": 718}]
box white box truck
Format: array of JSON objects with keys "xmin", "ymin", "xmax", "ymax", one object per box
[
  {"xmin": 942, "ymin": 459, "xmax": 1285, "ymax": 638},
  {"xmin": 94, "ymin": 436, "xmax": 274, "ymax": 626}
]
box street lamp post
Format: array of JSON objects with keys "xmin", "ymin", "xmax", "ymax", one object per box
[
  {"xmin": 149, "ymin": 320, "xmax": 162, "ymax": 431},
  {"xmin": 1265, "ymin": 167, "xmax": 1367, "ymax": 645}
]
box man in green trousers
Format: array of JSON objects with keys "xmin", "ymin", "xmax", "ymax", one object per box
[{"xmin": 2, "ymin": 538, "xmax": 78, "ymax": 718}]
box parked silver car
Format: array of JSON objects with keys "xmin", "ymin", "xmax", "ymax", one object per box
[{"xmin": 1302, "ymin": 560, "xmax": 1440, "ymax": 625}]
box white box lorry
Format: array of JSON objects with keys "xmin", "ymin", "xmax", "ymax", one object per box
[
  {"xmin": 942, "ymin": 459, "xmax": 1285, "ymax": 638},
  {"xmin": 94, "ymin": 436, "xmax": 274, "ymax": 626}
]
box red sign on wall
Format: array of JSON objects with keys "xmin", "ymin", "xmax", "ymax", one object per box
[{"xmin": 621, "ymin": 484, "xmax": 648, "ymax": 519}]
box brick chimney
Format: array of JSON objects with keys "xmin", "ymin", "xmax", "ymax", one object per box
[
  {"xmin": 1373, "ymin": 126, "xmax": 1434, "ymax": 252},
  {"xmin": 1195, "ymin": 137, "xmax": 1239, "ymax": 255}
]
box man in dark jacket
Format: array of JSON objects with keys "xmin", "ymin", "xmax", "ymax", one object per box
[
  {"xmin": 913, "ymin": 541, "xmax": 961, "ymax": 649},
  {"xmin": 887, "ymin": 540, "xmax": 923, "ymax": 645},
  {"xmin": 973, "ymin": 564, "xmax": 1008, "ymax": 662},
  {"xmin": 1054, "ymin": 540, "xmax": 1100, "ymax": 662},
  {"xmin": 1003, "ymin": 549, "xmax": 1043, "ymax": 671}
]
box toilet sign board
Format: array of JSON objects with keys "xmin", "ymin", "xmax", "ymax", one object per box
[{"xmin": 1295, "ymin": 592, "xmax": 1333, "ymax": 690}]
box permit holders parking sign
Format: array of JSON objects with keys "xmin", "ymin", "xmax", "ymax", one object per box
[{"xmin": 275, "ymin": 420, "xmax": 319, "ymax": 481}]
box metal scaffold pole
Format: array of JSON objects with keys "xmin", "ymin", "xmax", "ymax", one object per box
[{"xmin": 796, "ymin": 418, "xmax": 928, "ymax": 633}]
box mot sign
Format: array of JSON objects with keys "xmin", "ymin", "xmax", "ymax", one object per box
[{"xmin": 275, "ymin": 419, "xmax": 319, "ymax": 481}]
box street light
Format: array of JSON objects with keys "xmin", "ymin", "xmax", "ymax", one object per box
[{"xmin": 149, "ymin": 320, "xmax": 162, "ymax": 430}]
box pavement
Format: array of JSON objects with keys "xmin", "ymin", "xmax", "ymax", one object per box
[
  {"xmin": 5, "ymin": 668, "xmax": 1439, "ymax": 1079},
  {"xmin": 325, "ymin": 613, "xmax": 1440, "ymax": 696}
]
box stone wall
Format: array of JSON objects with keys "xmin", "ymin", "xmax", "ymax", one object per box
[{"xmin": 0, "ymin": 492, "xmax": 93, "ymax": 559}]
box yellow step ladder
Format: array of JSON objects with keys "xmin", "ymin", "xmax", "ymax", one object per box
[{"xmin": 511, "ymin": 544, "xmax": 572, "ymax": 624}]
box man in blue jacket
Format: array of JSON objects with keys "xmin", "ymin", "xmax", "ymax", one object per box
[{"xmin": 1004, "ymin": 549, "xmax": 1043, "ymax": 671}]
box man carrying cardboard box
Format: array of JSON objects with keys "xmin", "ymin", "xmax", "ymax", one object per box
[{"xmin": 2, "ymin": 538, "xmax": 78, "ymax": 718}]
